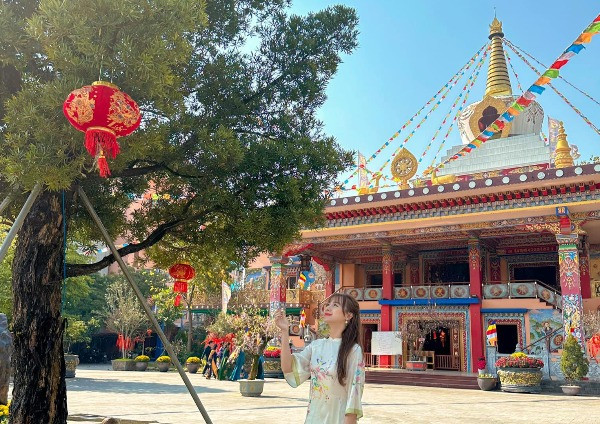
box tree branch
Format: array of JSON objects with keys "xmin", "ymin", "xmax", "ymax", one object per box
[{"xmin": 66, "ymin": 195, "xmax": 200, "ymax": 277}]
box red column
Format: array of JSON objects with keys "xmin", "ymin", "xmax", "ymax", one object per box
[
  {"xmin": 380, "ymin": 246, "xmax": 394, "ymax": 368},
  {"xmin": 468, "ymin": 239, "xmax": 484, "ymax": 373},
  {"xmin": 580, "ymin": 248, "xmax": 592, "ymax": 299}
]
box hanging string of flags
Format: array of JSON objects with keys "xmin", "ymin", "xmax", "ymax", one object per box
[
  {"xmin": 504, "ymin": 38, "xmax": 600, "ymax": 108},
  {"xmin": 503, "ymin": 39, "xmax": 600, "ymax": 137},
  {"xmin": 335, "ymin": 43, "xmax": 488, "ymax": 191},
  {"xmin": 424, "ymin": 55, "xmax": 488, "ymax": 171},
  {"xmin": 418, "ymin": 47, "xmax": 488, "ymax": 165},
  {"xmin": 504, "ymin": 47, "xmax": 524, "ymax": 92},
  {"xmin": 435, "ymin": 14, "xmax": 600, "ymax": 172},
  {"xmin": 374, "ymin": 45, "xmax": 489, "ymax": 177}
]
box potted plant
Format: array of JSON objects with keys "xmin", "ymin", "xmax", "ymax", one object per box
[
  {"xmin": 476, "ymin": 373, "xmax": 497, "ymax": 391},
  {"xmin": 496, "ymin": 352, "xmax": 544, "ymax": 393},
  {"xmin": 186, "ymin": 356, "xmax": 201, "ymax": 374},
  {"xmin": 477, "ymin": 357, "xmax": 486, "ymax": 375},
  {"xmin": 134, "ymin": 355, "xmax": 150, "ymax": 371},
  {"xmin": 156, "ymin": 355, "xmax": 171, "ymax": 372},
  {"xmin": 560, "ymin": 334, "xmax": 589, "ymax": 395},
  {"xmin": 263, "ymin": 346, "xmax": 283, "ymax": 378}
]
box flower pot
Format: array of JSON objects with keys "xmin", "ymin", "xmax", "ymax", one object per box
[
  {"xmin": 135, "ymin": 361, "xmax": 148, "ymax": 371},
  {"xmin": 157, "ymin": 362, "xmax": 170, "ymax": 372},
  {"xmin": 238, "ymin": 379, "xmax": 265, "ymax": 397},
  {"xmin": 111, "ymin": 359, "xmax": 136, "ymax": 371},
  {"xmin": 405, "ymin": 360, "xmax": 427, "ymax": 371},
  {"xmin": 497, "ymin": 368, "xmax": 542, "ymax": 393},
  {"xmin": 560, "ymin": 385, "xmax": 581, "ymax": 396},
  {"xmin": 64, "ymin": 354, "xmax": 79, "ymax": 378},
  {"xmin": 477, "ymin": 377, "xmax": 497, "ymax": 391},
  {"xmin": 263, "ymin": 358, "xmax": 283, "ymax": 378},
  {"xmin": 186, "ymin": 363, "xmax": 200, "ymax": 374}
]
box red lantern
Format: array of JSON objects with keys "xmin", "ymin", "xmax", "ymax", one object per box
[
  {"xmin": 169, "ymin": 263, "xmax": 195, "ymax": 281},
  {"xmin": 63, "ymin": 81, "xmax": 141, "ymax": 177},
  {"xmin": 173, "ymin": 280, "xmax": 188, "ymax": 293},
  {"xmin": 174, "ymin": 294, "xmax": 182, "ymax": 307}
]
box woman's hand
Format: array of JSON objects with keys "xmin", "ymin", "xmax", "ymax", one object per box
[{"xmin": 274, "ymin": 309, "xmax": 290, "ymax": 331}]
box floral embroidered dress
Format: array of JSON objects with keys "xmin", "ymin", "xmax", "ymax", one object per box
[{"xmin": 284, "ymin": 338, "xmax": 365, "ymax": 423}]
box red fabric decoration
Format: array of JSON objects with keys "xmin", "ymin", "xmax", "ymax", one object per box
[
  {"xmin": 169, "ymin": 263, "xmax": 196, "ymax": 281},
  {"xmin": 63, "ymin": 81, "xmax": 141, "ymax": 177},
  {"xmin": 173, "ymin": 280, "xmax": 188, "ymax": 293},
  {"xmin": 174, "ymin": 294, "xmax": 182, "ymax": 306}
]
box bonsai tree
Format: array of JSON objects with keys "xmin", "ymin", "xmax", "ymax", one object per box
[{"xmin": 560, "ymin": 334, "xmax": 589, "ymax": 384}]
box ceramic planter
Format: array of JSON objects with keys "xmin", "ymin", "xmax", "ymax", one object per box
[
  {"xmin": 477, "ymin": 377, "xmax": 497, "ymax": 391},
  {"xmin": 186, "ymin": 363, "xmax": 200, "ymax": 374},
  {"xmin": 238, "ymin": 379, "xmax": 265, "ymax": 397},
  {"xmin": 157, "ymin": 362, "xmax": 170, "ymax": 372},
  {"xmin": 135, "ymin": 361, "xmax": 148, "ymax": 371},
  {"xmin": 497, "ymin": 367, "xmax": 542, "ymax": 393},
  {"xmin": 64, "ymin": 354, "xmax": 79, "ymax": 378},
  {"xmin": 560, "ymin": 385, "xmax": 581, "ymax": 396}
]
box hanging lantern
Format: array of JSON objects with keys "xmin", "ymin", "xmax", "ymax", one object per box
[
  {"xmin": 173, "ymin": 280, "xmax": 188, "ymax": 293},
  {"xmin": 63, "ymin": 81, "xmax": 141, "ymax": 177},
  {"xmin": 169, "ymin": 263, "xmax": 196, "ymax": 281},
  {"xmin": 174, "ymin": 294, "xmax": 182, "ymax": 307}
]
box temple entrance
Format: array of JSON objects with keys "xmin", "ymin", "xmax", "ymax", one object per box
[
  {"xmin": 401, "ymin": 320, "xmax": 463, "ymax": 371},
  {"xmin": 513, "ymin": 265, "xmax": 558, "ymax": 289},
  {"xmin": 362, "ymin": 324, "xmax": 378, "ymax": 355},
  {"xmin": 496, "ymin": 324, "xmax": 519, "ymax": 354}
]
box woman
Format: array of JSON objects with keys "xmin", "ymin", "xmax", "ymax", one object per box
[{"xmin": 275, "ymin": 293, "xmax": 365, "ymax": 423}]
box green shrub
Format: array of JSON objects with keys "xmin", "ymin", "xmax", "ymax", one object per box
[{"xmin": 560, "ymin": 334, "xmax": 589, "ymax": 382}]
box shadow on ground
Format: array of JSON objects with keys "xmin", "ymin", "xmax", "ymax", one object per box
[{"xmin": 67, "ymin": 377, "xmax": 227, "ymax": 395}]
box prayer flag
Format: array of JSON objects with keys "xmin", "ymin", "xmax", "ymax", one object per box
[{"xmin": 486, "ymin": 321, "xmax": 497, "ymax": 346}]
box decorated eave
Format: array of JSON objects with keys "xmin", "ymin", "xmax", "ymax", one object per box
[{"xmin": 324, "ymin": 163, "xmax": 600, "ymax": 227}]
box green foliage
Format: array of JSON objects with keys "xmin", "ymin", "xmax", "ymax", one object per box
[
  {"xmin": 150, "ymin": 286, "xmax": 184, "ymax": 329},
  {"xmin": 560, "ymin": 334, "xmax": 589, "ymax": 382},
  {"xmin": 0, "ymin": 225, "xmax": 14, "ymax": 322},
  {"xmin": 63, "ymin": 316, "xmax": 97, "ymax": 353},
  {"xmin": 0, "ymin": 0, "xmax": 358, "ymax": 283}
]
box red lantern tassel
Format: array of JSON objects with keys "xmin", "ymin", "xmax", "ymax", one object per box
[
  {"xmin": 174, "ymin": 294, "xmax": 182, "ymax": 306},
  {"xmin": 85, "ymin": 127, "xmax": 118, "ymax": 157},
  {"xmin": 97, "ymin": 152, "xmax": 111, "ymax": 177}
]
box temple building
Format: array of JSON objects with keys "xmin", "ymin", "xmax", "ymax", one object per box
[{"xmin": 255, "ymin": 17, "xmax": 600, "ymax": 381}]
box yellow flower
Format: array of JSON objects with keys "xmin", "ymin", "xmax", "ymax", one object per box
[{"xmin": 511, "ymin": 352, "xmax": 527, "ymax": 358}]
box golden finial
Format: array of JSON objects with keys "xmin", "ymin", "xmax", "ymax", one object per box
[
  {"xmin": 554, "ymin": 121, "xmax": 574, "ymax": 168},
  {"xmin": 489, "ymin": 17, "xmax": 503, "ymax": 37}
]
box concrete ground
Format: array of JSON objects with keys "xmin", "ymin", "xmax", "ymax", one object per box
[{"xmin": 16, "ymin": 364, "xmax": 600, "ymax": 423}]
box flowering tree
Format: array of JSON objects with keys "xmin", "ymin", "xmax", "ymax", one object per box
[{"xmin": 105, "ymin": 279, "xmax": 148, "ymax": 359}]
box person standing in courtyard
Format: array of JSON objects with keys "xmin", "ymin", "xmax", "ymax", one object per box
[{"xmin": 275, "ymin": 293, "xmax": 365, "ymax": 423}]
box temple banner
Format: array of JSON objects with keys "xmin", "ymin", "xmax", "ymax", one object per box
[{"xmin": 371, "ymin": 331, "xmax": 403, "ymax": 355}]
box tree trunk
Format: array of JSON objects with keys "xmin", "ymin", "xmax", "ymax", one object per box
[{"xmin": 10, "ymin": 190, "xmax": 68, "ymax": 423}]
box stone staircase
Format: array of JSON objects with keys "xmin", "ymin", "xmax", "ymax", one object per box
[{"xmin": 365, "ymin": 369, "xmax": 479, "ymax": 390}]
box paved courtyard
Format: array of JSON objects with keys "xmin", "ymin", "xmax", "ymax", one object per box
[{"xmin": 51, "ymin": 365, "xmax": 600, "ymax": 423}]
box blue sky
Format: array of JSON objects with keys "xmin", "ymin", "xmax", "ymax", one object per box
[{"xmin": 289, "ymin": 1, "xmax": 600, "ymax": 187}]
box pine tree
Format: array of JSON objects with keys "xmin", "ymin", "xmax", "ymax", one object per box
[
  {"xmin": 0, "ymin": 1, "xmax": 358, "ymax": 421},
  {"xmin": 560, "ymin": 334, "xmax": 589, "ymax": 383}
]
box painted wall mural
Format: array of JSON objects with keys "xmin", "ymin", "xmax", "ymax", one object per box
[
  {"xmin": 528, "ymin": 309, "xmax": 564, "ymax": 354},
  {"xmin": 562, "ymin": 294, "xmax": 585, "ymax": 345}
]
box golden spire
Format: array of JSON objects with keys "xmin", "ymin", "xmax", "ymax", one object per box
[
  {"xmin": 554, "ymin": 122, "xmax": 574, "ymax": 168},
  {"xmin": 485, "ymin": 17, "xmax": 513, "ymax": 97}
]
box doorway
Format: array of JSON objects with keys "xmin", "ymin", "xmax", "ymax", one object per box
[
  {"xmin": 496, "ymin": 324, "xmax": 519, "ymax": 354},
  {"xmin": 362, "ymin": 324, "xmax": 378, "ymax": 354}
]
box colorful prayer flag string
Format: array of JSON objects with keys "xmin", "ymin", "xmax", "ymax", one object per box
[
  {"xmin": 419, "ymin": 48, "xmax": 488, "ymax": 168},
  {"xmin": 503, "ymin": 39, "xmax": 600, "ymax": 137},
  {"xmin": 335, "ymin": 43, "xmax": 488, "ymax": 191},
  {"xmin": 374, "ymin": 45, "xmax": 489, "ymax": 176},
  {"xmin": 504, "ymin": 38, "xmax": 600, "ymax": 107},
  {"xmin": 435, "ymin": 14, "xmax": 600, "ymax": 172},
  {"xmin": 504, "ymin": 48, "xmax": 524, "ymax": 93}
]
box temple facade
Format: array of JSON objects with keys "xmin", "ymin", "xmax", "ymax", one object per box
[{"xmin": 259, "ymin": 18, "xmax": 600, "ymax": 374}]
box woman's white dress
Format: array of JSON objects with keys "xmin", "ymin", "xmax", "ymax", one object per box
[{"xmin": 284, "ymin": 338, "xmax": 365, "ymax": 423}]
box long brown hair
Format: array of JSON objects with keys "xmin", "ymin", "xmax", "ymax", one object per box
[{"xmin": 328, "ymin": 293, "xmax": 362, "ymax": 385}]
